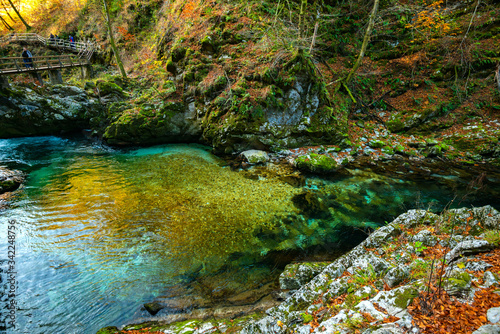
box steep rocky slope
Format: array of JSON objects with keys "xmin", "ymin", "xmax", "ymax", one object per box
[
  {"xmin": 2, "ymin": 0, "xmax": 499, "ymax": 166},
  {"xmin": 83, "ymin": 0, "xmax": 500, "ymax": 162}
]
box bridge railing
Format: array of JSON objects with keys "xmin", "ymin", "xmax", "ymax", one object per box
[
  {"xmin": 0, "ymin": 33, "xmax": 98, "ymax": 59},
  {"xmin": 0, "ymin": 54, "xmax": 89, "ymax": 75}
]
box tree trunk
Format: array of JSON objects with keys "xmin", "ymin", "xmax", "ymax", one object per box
[
  {"xmin": 6, "ymin": 0, "xmax": 30, "ymax": 30},
  {"xmin": 460, "ymin": 0, "xmax": 480, "ymax": 50},
  {"xmin": 298, "ymin": 0, "xmax": 307, "ymax": 37},
  {"xmin": 496, "ymin": 65, "xmax": 500, "ymax": 94},
  {"xmin": 0, "ymin": 14, "xmax": 12, "ymax": 30},
  {"xmin": 345, "ymin": 0, "xmax": 379, "ymax": 84},
  {"xmin": 1, "ymin": 0, "xmax": 16, "ymax": 23},
  {"xmin": 309, "ymin": 19, "xmax": 319, "ymax": 53},
  {"xmin": 103, "ymin": 0, "xmax": 127, "ymax": 78}
]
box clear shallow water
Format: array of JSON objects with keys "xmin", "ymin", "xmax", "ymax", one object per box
[{"xmin": 0, "ymin": 135, "xmax": 499, "ymax": 334}]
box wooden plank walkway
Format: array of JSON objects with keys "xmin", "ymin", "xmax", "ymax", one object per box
[
  {"xmin": 0, "ymin": 33, "xmax": 98, "ymax": 60},
  {"xmin": 0, "ymin": 33, "xmax": 98, "ymax": 77},
  {"xmin": 0, "ymin": 55, "xmax": 89, "ymax": 75}
]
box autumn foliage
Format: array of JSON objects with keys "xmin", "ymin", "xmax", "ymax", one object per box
[
  {"xmin": 409, "ymin": 284, "xmax": 500, "ymax": 333},
  {"xmin": 407, "ymin": 246, "xmax": 500, "ymax": 333},
  {"xmin": 407, "ymin": 0, "xmax": 453, "ymax": 40}
]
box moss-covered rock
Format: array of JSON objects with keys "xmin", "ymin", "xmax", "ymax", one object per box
[
  {"xmin": 294, "ymin": 153, "xmax": 338, "ymax": 173},
  {"xmin": 95, "ymin": 327, "xmax": 119, "ymax": 334},
  {"xmin": 369, "ymin": 140, "xmax": 386, "ymax": 148},
  {"xmin": 96, "ymin": 80, "xmax": 124, "ymax": 96},
  {"xmin": 0, "ymin": 83, "xmax": 103, "ymax": 139},
  {"xmin": 392, "ymin": 285, "xmax": 419, "ymax": 309},
  {"xmin": 0, "ymin": 167, "xmax": 24, "ymax": 194},
  {"xmin": 84, "ymin": 81, "xmax": 96, "ymax": 91},
  {"xmin": 387, "ymin": 104, "xmax": 444, "ymax": 134},
  {"xmin": 166, "ymin": 57, "xmax": 177, "ymax": 74},
  {"xmin": 201, "ymin": 35, "xmax": 216, "ymax": 52},
  {"xmin": 171, "ymin": 46, "xmax": 187, "ymax": 62},
  {"xmin": 394, "ymin": 144, "xmax": 406, "ymax": 154},
  {"xmin": 280, "ymin": 262, "xmax": 330, "ymax": 290},
  {"xmin": 444, "ymin": 270, "xmax": 472, "ymax": 296},
  {"xmin": 382, "ymin": 145, "xmax": 395, "ymax": 155},
  {"xmin": 103, "ymin": 101, "xmax": 201, "ymax": 145}
]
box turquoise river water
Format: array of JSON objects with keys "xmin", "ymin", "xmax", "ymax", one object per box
[{"xmin": 0, "ymin": 135, "xmax": 499, "ymax": 333}]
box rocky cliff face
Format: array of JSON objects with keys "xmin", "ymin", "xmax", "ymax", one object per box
[
  {"xmin": 100, "ymin": 50, "xmax": 349, "ymax": 154},
  {"xmin": 92, "ymin": 0, "xmax": 500, "ymax": 162},
  {"xmin": 0, "ymin": 84, "xmax": 102, "ymax": 138}
]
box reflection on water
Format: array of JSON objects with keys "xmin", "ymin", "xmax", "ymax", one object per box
[
  {"xmin": 1, "ymin": 137, "xmax": 302, "ymax": 333},
  {"xmin": 0, "ymin": 135, "xmax": 498, "ymax": 334},
  {"xmin": 32, "ymin": 145, "xmax": 301, "ymax": 273}
]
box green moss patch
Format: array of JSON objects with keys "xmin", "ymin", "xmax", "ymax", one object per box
[{"xmin": 295, "ymin": 153, "xmax": 338, "ymax": 173}]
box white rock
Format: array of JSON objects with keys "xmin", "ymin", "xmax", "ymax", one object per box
[
  {"xmin": 472, "ymin": 325, "xmax": 500, "ymax": 334},
  {"xmin": 488, "ymin": 307, "xmax": 500, "ymax": 324},
  {"xmin": 314, "ymin": 310, "xmax": 361, "ymax": 333},
  {"xmin": 484, "ymin": 271, "xmax": 499, "ymax": 288},
  {"xmin": 370, "ymin": 285, "xmax": 418, "ymax": 317},
  {"xmin": 355, "ymin": 301, "xmax": 386, "ymax": 320},
  {"xmin": 241, "ymin": 150, "xmax": 269, "ymax": 164},
  {"xmin": 410, "ymin": 229, "xmax": 438, "ymax": 247},
  {"xmin": 347, "ymin": 253, "xmax": 391, "ymax": 275},
  {"xmin": 391, "ymin": 210, "xmax": 438, "ymax": 227},
  {"xmin": 445, "ymin": 239, "xmax": 493, "ymax": 263}
]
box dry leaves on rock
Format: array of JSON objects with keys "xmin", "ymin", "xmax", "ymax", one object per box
[{"xmin": 409, "ymin": 285, "xmax": 500, "ymax": 333}]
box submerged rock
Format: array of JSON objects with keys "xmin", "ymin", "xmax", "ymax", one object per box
[
  {"xmin": 294, "ymin": 153, "xmax": 338, "ymax": 173},
  {"xmin": 241, "ymin": 150, "xmax": 269, "ymax": 164},
  {"xmin": 144, "ymin": 301, "xmax": 164, "ymax": 316}
]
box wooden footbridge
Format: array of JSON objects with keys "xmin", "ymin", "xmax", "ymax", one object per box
[
  {"xmin": 0, "ymin": 33, "xmax": 98, "ymax": 85},
  {"xmin": 0, "ymin": 33, "xmax": 98, "ymax": 58}
]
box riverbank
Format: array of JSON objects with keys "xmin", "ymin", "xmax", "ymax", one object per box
[
  {"xmin": 2, "ymin": 75, "xmax": 498, "ymax": 171},
  {"xmin": 97, "ymin": 205, "xmax": 500, "ymax": 334}
]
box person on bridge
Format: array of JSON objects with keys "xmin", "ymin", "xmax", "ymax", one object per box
[
  {"xmin": 21, "ymin": 47, "xmax": 33, "ymax": 69},
  {"xmin": 49, "ymin": 34, "xmax": 55, "ymax": 45},
  {"xmin": 69, "ymin": 36, "xmax": 75, "ymax": 49}
]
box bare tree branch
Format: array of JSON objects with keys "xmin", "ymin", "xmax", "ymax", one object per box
[
  {"xmin": 102, "ymin": 0, "xmax": 127, "ymax": 78},
  {"xmin": 6, "ymin": 0, "xmax": 30, "ymax": 30},
  {"xmin": 345, "ymin": 0, "xmax": 379, "ymax": 84}
]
